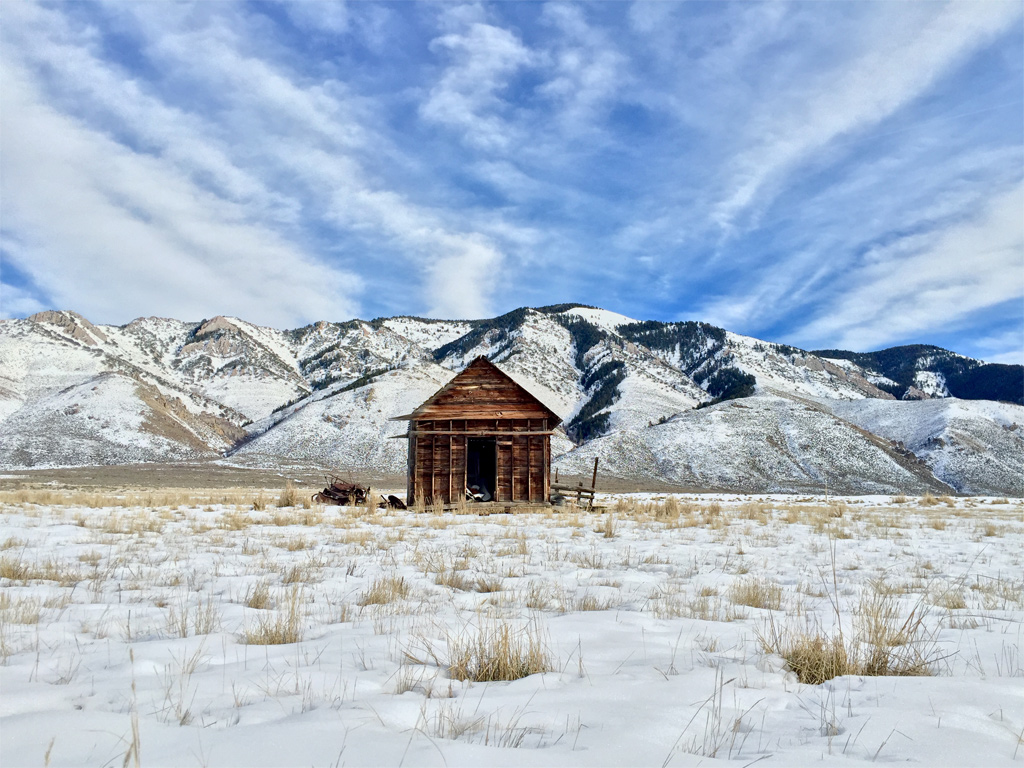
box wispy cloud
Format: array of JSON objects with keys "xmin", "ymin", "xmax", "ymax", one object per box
[
  {"xmin": 0, "ymin": 0, "xmax": 1019, "ymax": 359},
  {"xmin": 0, "ymin": 54, "xmax": 355, "ymax": 326},
  {"xmin": 0, "ymin": 279, "xmax": 47, "ymax": 319},
  {"xmin": 420, "ymin": 7, "xmax": 533, "ymax": 152},
  {"xmin": 793, "ymin": 183, "xmax": 1024, "ymax": 352},
  {"xmin": 710, "ymin": 2, "xmax": 1020, "ymax": 235},
  {"xmin": 0, "ymin": 0, "xmax": 530, "ymax": 322}
]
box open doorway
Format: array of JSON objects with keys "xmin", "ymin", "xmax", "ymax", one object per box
[{"xmin": 466, "ymin": 437, "xmax": 496, "ymax": 501}]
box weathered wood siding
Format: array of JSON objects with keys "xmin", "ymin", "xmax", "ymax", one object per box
[
  {"xmin": 402, "ymin": 357, "xmax": 560, "ymax": 505},
  {"xmin": 409, "ymin": 418, "xmax": 549, "ymax": 503}
]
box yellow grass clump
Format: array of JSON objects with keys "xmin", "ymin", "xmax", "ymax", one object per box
[
  {"xmin": 358, "ymin": 575, "xmax": 411, "ymax": 606},
  {"xmin": 446, "ymin": 620, "xmax": 551, "ymax": 682},
  {"xmin": 241, "ymin": 587, "xmax": 304, "ymax": 645}
]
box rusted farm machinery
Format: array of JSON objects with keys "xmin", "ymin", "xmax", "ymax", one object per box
[
  {"xmin": 312, "ymin": 476, "xmax": 407, "ymax": 510},
  {"xmin": 312, "ymin": 476, "xmax": 368, "ymax": 506}
]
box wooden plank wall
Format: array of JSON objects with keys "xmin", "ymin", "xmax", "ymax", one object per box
[
  {"xmin": 496, "ymin": 436, "xmax": 512, "ymax": 502},
  {"xmin": 529, "ymin": 435, "xmax": 545, "ymax": 503},
  {"xmin": 410, "ymin": 417, "xmax": 551, "ymax": 504},
  {"xmin": 415, "ymin": 359, "xmax": 560, "ymax": 423}
]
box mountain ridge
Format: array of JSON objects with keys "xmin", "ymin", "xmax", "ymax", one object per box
[{"xmin": 2, "ymin": 306, "xmax": 1021, "ymax": 495}]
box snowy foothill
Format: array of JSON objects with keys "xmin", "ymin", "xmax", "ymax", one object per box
[{"xmin": 1, "ymin": 491, "xmax": 1022, "ymax": 766}]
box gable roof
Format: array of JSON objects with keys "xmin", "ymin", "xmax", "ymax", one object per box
[{"xmin": 392, "ymin": 356, "xmax": 561, "ymax": 425}]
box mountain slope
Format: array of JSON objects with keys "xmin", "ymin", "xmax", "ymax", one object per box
[
  {"xmin": 813, "ymin": 344, "xmax": 1023, "ymax": 404},
  {"xmin": 821, "ymin": 397, "xmax": 1024, "ymax": 496},
  {"xmin": 1, "ymin": 306, "xmax": 1021, "ymax": 494},
  {"xmin": 553, "ymin": 394, "xmax": 952, "ymax": 495}
]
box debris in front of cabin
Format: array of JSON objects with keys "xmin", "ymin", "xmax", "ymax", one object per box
[
  {"xmin": 313, "ymin": 476, "xmax": 368, "ymax": 506},
  {"xmin": 378, "ymin": 494, "xmax": 407, "ymax": 510}
]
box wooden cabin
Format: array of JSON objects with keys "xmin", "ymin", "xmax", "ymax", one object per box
[{"xmin": 392, "ymin": 357, "xmax": 561, "ymax": 505}]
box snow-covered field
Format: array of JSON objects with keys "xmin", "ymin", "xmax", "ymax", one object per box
[{"xmin": 1, "ymin": 492, "xmax": 1022, "ymax": 766}]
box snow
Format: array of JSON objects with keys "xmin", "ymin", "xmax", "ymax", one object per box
[
  {"xmin": 914, "ymin": 370, "xmax": 951, "ymax": 398},
  {"xmin": 381, "ymin": 318, "xmax": 474, "ymax": 350},
  {"xmin": 2, "ymin": 310, "xmax": 1021, "ymax": 495},
  {"xmin": 822, "ymin": 397, "xmax": 1024, "ymax": 495},
  {"xmin": 234, "ymin": 365, "xmax": 457, "ymax": 471},
  {"xmin": 558, "ymin": 307, "xmax": 638, "ymax": 335},
  {"xmin": 1, "ymin": 494, "xmax": 1022, "ymax": 766},
  {"xmin": 725, "ymin": 333, "xmax": 881, "ymax": 401},
  {"xmin": 555, "ymin": 395, "xmax": 939, "ymax": 495}
]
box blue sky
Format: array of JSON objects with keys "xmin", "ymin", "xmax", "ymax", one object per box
[{"xmin": 1, "ymin": 1, "xmax": 1022, "ymax": 363}]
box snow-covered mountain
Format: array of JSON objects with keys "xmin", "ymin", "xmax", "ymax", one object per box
[{"xmin": 1, "ymin": 306, "xmax": 1021, "ymax": 495}]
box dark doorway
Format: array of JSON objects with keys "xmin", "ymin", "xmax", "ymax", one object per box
[{"xmin": 466, "ymin": 437, "xmax": 496, "ymax": 500}]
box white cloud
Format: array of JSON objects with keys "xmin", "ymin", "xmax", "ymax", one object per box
[
  {"xmin": 0, "ymin": 0, "xmax": 521, "ymax": 322},
  {"xmin": 792, "ymin": 184, "xmax": 1024, "ymax": 351},
  {"xmin": 712, "ymin": 1, "xmax": 1021, "ymax": 234},
  {"xmin": 420, "ymin": 17, "xmax": 532, "ymax": 151},
  {"xmin": 0, "ymin": 58, "xmax": 358, "ymax": 327},
  {"xmin": 537, "ymin": 3, "xmax": 626, "ymax": 134},
  {"xmin": 282, "ymin": 0, "xmax": 349, "ymax": 35},
  {"xmin": 972, "ymin": 328, "xmax": 1024, "ymax": 365},
  {"xmin": 423, "ymin": 234, "xmax": 504, "ymax": 319}
]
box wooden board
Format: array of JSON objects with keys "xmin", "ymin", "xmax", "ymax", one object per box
[{"xmin": 401, "ymin": 358, "xmax": 561, "ymax": 424}]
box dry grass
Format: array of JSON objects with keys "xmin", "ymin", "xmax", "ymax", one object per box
[
  {"xmin": 0, "ymin": 593, "xmax": 43, "ymax": 624},
  {"xmin": 244, "ymin": 580, "xmax": 272, "ymax": 610},
  {"xmin": 0, "ymin": 557, "xmax": 81, "ymax": 586},
  {"xmin": 435, "ymin": 570, "xmax": 473, "ymax": 592},
  {"xmin": 358, "ymin": 575, "xmax": 411, "ymax": 606},
  {"xmin": 728, "ymin": 577, "xmax": 783, "ymax": 610},
  {"xmin": 219, "ymin": 509, "xmax": 253, "ymax": 531},
  {"xmin": 166, "ymin": 594, "xmax": 220, "ymax": 638},
  {"xmin": 473, "ymin": 576, "xmax": 504, "ymax": 594},
  {"xmin": 0, "ymin": 487, "xmax": 268, "ymax": 508},
  {"xmin": 569, "ymin": 593, "xmax": 614, "ymax": 611},
  {"xmin": 241, "ymin": 586, "xmax": 304, "ymax": 645},
  {"xmin": 445, "ymin": 620, "xmax": 551, "ymax": 682},
  {"xmin": 758, "ymin": 592, "xmax": 940, "ymax": 684},
  {"xmin": 650, "ymin": 585, "xmax": 746, "ymax": 622},
  {"xmin": 277, "ymin": 481, "xmax": 301, "ymax": 508}
]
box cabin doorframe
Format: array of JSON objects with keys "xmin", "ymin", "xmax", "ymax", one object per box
[{"xmin": 466, "ymin": 436, "xmax": 497, "ymax": 501}]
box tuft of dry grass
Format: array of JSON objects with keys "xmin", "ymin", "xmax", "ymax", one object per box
[
  {"xmin": 473, "ymin": 576, "xmax": 504, "ymax": 594},
  {"xmin": 446, "ymin": 620, "xmax": 551, "ymax": 682},
  {"xmin": 244, "ymin": 580, "xmax": 272, "ymax": 610},
  {"xmin": 758, "ymin": 593, "xmax": 939, "ymax": 684},
  {"xmin": 218, "ymin": 510, "xmax": 253, "ymax": 530},
  {"xmin": 728, "ymin": 577, "xmax": 783, "ymax": 610},
  {"xmin": 241, "ymin": 587, "xmax": 304, "ymax": 645},
  {"xmin": 435, "ymin": 570, "xmax": 472, "ymax": 592},
  {"xmin": 277, "ymin": 481, "xmax": 301, "ymax": 508},
  {"xmin": 166, "ymin": 594, "xmax": 220, "ymax": 638},
  {"xmin": 358, "ymin": 575, "xmax": 411, "ymax": 606},
  {"xmin": 570, "ymin": 593, "xmax": 614, "ymax": 612},
  {"xmin": 0, "ymin": 593, "xmax": 43, "ymax": 624}
]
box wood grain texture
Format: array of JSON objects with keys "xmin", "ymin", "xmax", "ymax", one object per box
[{"xmin": 404, "ymin": 357, "xmax": 558, "ymax": 504}]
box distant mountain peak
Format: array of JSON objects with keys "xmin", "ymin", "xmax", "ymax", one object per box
[{"xmin": 3, "ymin": 307, "xmax": 1021, "ymax": 494}]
